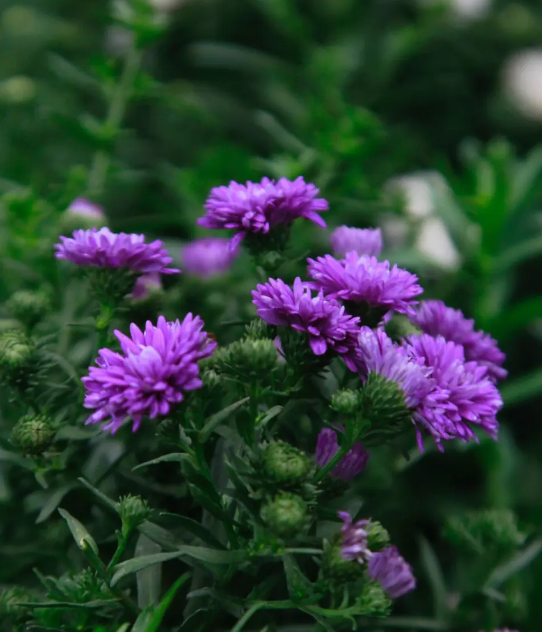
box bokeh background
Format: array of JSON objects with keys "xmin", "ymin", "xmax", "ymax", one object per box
[{"xmin": 2, "ymin": 0, "xmax": 542, "ymax": 629}]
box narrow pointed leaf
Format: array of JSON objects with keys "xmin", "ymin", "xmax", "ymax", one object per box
[
  {"xmin": 199, "ymin": 398, "xmax": 249, "ymax": 441},
  {"xmin": 58, "ymin": 508, "xmax": 99, "ymax": 555}
]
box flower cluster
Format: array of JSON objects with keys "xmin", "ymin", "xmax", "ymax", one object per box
[{"xmin": 82, "ymin": 315, "xmax": 215, "ymax": 433}]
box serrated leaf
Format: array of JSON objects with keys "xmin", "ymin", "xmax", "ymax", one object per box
[
  {"xmin": 199, "ymin": 398, "xmax": 249, "ymax": 442},
  {"xmin": 58, "ymin": 508, "xmax": 99, "ymax": 555}
]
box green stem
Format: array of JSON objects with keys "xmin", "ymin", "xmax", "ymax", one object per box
[
  {"xmin": 87, "ymin": 46, "xmax": 142, "ymax": 197},
  {"xmin": 107, "ymin": 529, "xmax": 130, "ymax": 573}
]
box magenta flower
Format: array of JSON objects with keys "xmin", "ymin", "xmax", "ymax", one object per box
[
  {"xmin": 411, "ymin": 300, "xmax": 507, "ymax": 382},
  {"xmin": 316, "ymin": 428, "xmax": 369, "ymax": 481},
  {"xmin": 55, "ymin": 228, "xmax": 179, "ymax": 275},
  {"xmin": 368, "ymin": 546, "xmax": 416, "ymax": 599},
  {"xmin": 66, "ymin": 198, "xmax": 104, "ymax": 221},
  {"xmin": 339, "ymin": 511, "xmax": 372, "ymax": 563},
  {"xmin": 181, "ymin": 237, "xmax": 238, "ymax": 278},
  {"xmin": 307, "ymin": 253, "xmax": 422, "ymax": 316},
  {"xmin": 131, "ymin": 273, "xmax": 162, "ymax": 301},
  {"xmin": 330, "ymin": 226, "xmax": 383, "ymax": 258},
  {"xmin": 82, "ymin": 315, "xmax": 216, "ymax": 433},
  {"xmin": 406, "ymin": 334, "xmax": 502, "ymax": 448},
  {"xmin": 198, "ymin": 177, "xmax": 328, "ymax": 247},
  {"xmin": 252, "ymin": 277, "xmax": 360, "ymax": 359}
]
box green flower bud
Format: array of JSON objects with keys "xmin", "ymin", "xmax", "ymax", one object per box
[
  {"xmin": 11, "ymin": 414, "xmax": 55, "ymax": 455},
  {"xmin": 357, "ymin": 580, "xmax": 391, "ymax": 617},
  {"xmin": 245, "ymin": 319, "xmax": 274, "ymax": 341},
  {"xmin": 0, "ymin": 586, "xmax": 34, "ymax": 622},
  {"xmin": 262, "ymin": 442, "xmax": 312, "ymax": 484},
  {"xmin": 261, "ymin": 493, "xmax": 308, "ymax": 538},
  {"xmin": 357, "ymin": 372, "xmax": 412, "ymax": 443},
  {"xmin": 214, "ymin": 338, "xmax": 277, "ymax": 381},
  {"xmin": 7, "ymin": 289, "xmax": 51, "ymax": 329},
  {"xmin": 0, "ymin": 330, "xmax": 37, "ymax": 388},
  {"xmin": 321, "ymin": 537, "xmax": 365, "ymax": 584},
  {"xmin": 366, "ymin": 521, "xmax": 390, "ymax": 552},
  {"xmin": 331, "ymin": 388, "xmax": 359, "ymax": 415},
  {"xmin": 384, "ymin": 314, "xmax": 421, "ymax": 342},
  {"xmin": 116, "ymin": 495, "xmax": 151, "ymax": 532}
]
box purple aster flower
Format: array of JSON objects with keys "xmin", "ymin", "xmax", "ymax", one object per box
[
  {"xmin": 55, "ymin": 227, "xmax": 179, "ymax": 275},
  {"xmin": 252, "ymin": 277, "xmax": 360, "ymax": 359},
  {"xmin": 316, "ymin": 428, "xmax": 369, "ymax": 481},
  {"xmin": 339, "ymin": 511, "xmax": 372, "ymax": 563},
  {"xmin": 181, "ymin": 237, "xmax": 238, "ymax": 278},
  {"xmin": 131, "ymin": 273, "xmax": 162, "ymax": 301},
  {"xmin": 307, "ymin": 252, "xmax": 423, "ymax": 316},
  {"xmin": 82, "ymin": 315, "xmax": 216, "ymax": 433},
  {"xmin": 330, "ymin": 226, "xmax": 383, "ymax": 258},
  {"xmin": 66, "ymin": 198, "xmax": 104, "ymax": 220},
  {"xmin": 368, "ymin": 546, "xmax": 416, "ymax": 599},
  {"xmin": 198, "ymin": 177, "xmax": 328, "ymax": 246},
  {"xmin": 406, "ymin": 334, "xmax": 502, "ymax": 447},
  {"xmin": 411, "ymin": 300, "xmax": 507, "ymax": 382}
]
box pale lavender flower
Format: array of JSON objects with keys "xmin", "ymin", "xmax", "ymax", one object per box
[
  {"xmin": 252, "ymin": 277, "xmax": 360, "ymax": 360},
  {"xmin": 55, "ymin": 227, "xmax": 179, "ymax": 274},
  {"xmin": 406, "ymin": 334, "xmax": 502, "ymax": 448},
  {"xmin": 131, "ymin": 273, "xmax": 162, "ymax": 301},
  {"xmin": 66, "ymin": 198, "xmax": 104, "ymax": 220},
  {"xmin": 307, "ymin": 252, "xmax": 422, "ymax": 316},
  {"xmin": 316, "ymin": 428, "xmax": 369, "ymax": 481},
  {"xmin": 330, "ymin": 226, "xmax": 383, "ymax": 258},
  {"xmin": 82, "ymin": 315, "xmax": 216, "ymax": 433},
  {"xmin": 339, "ymin": 511, "xmax": 372, "ymax": 563},
  {"xmin": 198, "ymin": 177, "xmax": 328, "ymax": 247},
  {"xmin": 411, "ymin": 300, "xmax": 507, "ymax": 382},
  {"xmin": 181, "ymin": 237, "xmax": 238, "ymax": 278},
  {"xmin": 368, "ymin": 546, "xmax": 416, "ymax": 598}
]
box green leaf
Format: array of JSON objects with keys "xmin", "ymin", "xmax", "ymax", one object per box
[
  {"xmin": 199, "ymin": 398, "xmax": 249, "ymax": 442},
  {"xmin": 77, "ymin": 477, "xmax": 117, "ymax": 512},
  {"xmin": 491, "ymin": 296, "xmax": 542, "ymax": 340},
  {"xmin": 510, "ymin": 145, "xmax": 542, "ymax": 214},
  {"xmin": 282, "ymin": 554, "xmax": 315, "ymax": 601},
  {"xmin": 486, "ymin": 539, "xmax": 542, "ymax": 588},
  {"xmin": 58, "ymin": 508, "xmax": 99, "ymax": 555},
  {"xmin": 111, "ymin": 548, "xmax": 246, "ymax": 586},
  {"xmin": 132, "ymin": 572, "xmax": 191, "ymax": 632},
  {"xmin": 377, "ymin": 617, "xmax": 448, "ymax": 630},
  {"xmin": 17, "ymin": 600, "xmax": 116, "ymax": 609},
  {"xmin": 500, "ymin": 369, "xmax": 542, "ymax": 406},
  {"xmin": 160, "ymin": 513, "xmax": 225, "ymax": 549},
  {"xmin": 36, "ymin": 485, "xmax": 75, "ymax": 524},
  {"xmin": 257, "ymin": 405, "xmax": 283, "ymax": 429},
  {"xmin": 494, "ymin": 235, "xmax": 542, "ymax": 272},
  {"xmin": 135, "ymin": 534, "xmax": 162, "ymax": 610},
  {"xmin": 418, "ymin": 536, "xmax": 448, "ymax": 619},
  {"xmin": 132, "ymin": 452, "xmax": 189, "ymax": 472}
]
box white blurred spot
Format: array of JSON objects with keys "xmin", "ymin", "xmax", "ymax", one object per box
[
  {"xmin": 415, "ymin": 217, "xmax": 460, "ymax": 269},
  {"xmin": 419, "ymin": 0, "xmax": 491, "ymax": 19},
  {"xmin": 503, "ymin": 49, "xmax": 542, "ymax": 121}
]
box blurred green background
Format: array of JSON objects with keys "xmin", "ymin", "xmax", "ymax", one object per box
[{"xmin": 2, "ymin": 0, "xmax": 542, "ymax": 629}]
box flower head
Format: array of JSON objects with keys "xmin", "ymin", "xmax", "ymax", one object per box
[
  {"xmin": 82, "ymin": 315, "xmax": 216, "ymax": 433},
  {"xmin": 316, "ymin": 428, "xmax": 369, "ymax": 481},
  {"xmin": 55, "ymin": 228, "xmax": 179, "ymax": 275},
  {"xmin": 181, "ymin": 237, "xmax": 238, "ymax": 277},
  {"xmin": 411, "ymin": 300, "xmax": 507, "ymax": 381},
  {"xmin": 307, "ymin": 252, "xmax": 422, "ymax": 316},
  {"xmin": 67, "ymin": 198, "xmax": 104, "ymax": 220},
  {"xmin": 339, "ymin": 511, "xmax": 372, "ymax": 563},
  {"xmin": 368, "ymin": 546, "xmax": 416, "ymax": 599},
  {"xmin": 406, "ymin": 334, "xmax": 502, "ymax": 447},
  {"xmin": 198, "ymin": 177, "xmax": 328, "ymax": 244},
  {"xmin": 252, "ymin": 277, "xmax": 360, "ymax": 358},
  {"xmin": 330, "ymin": 226, "xmax": 383, "ymax": 258}
]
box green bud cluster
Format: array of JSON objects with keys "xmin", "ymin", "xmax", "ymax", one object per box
[
  {"xmin": 357, "ymin": 579, "xmax": 392, "ymax": 617},
  {"xmin": 214, "ymin": 338, "xmax": 278, "ymax": 381},
  {"xmin": 11, "ymin": 413, "xmax": 56, "ymax": 455},
  {"xmin": 116, "ymin": 494, "xmax": 151, "ymax": 532},
  {"xmin": 261, "ymin": 441, "xmax": 312, "ymax": 485},
  {"xmin": 0, "ymin": 330, "xmax": 38, "ymax": 390},
  {"xmin": 245, "ymin": 319, "xmax": 275, "ymax": 341},
  {"xmin": 331, "ymin": 388, "xmax": 359, "ymax": 415},
  {"xmin": 7, "ymin": 289, "xmax": 51, "ymax": 329},
  {"xmin": 261, "ymin": 493, "xmax": 308, "ymax": 538}
]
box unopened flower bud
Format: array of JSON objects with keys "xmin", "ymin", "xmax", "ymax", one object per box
[
  {"xmin": 11, "ymin": 414, "xmax": 55, "ymax": 455},
  {"xmin": 214, "ymin": 338, "xmax": 277, "ymax": 381},
  {"xmin": 331, "ymin": 389, "xmax": 359, "ymax": 415},
  {"xmin": 0, "ymin": 330, "xmax": 38, "ymax": 389},
  {"xmin": 385, "ymin": 314, "xmax": 421, "ymax": 342},
  {"xmin": 7, "ymin": 289, "xmax": 51, "ymax": 329},
  {"xmin": 245, "ymin": 319, "xmax": 274, "ymax": 340},
  {"xmin": 357, "ymin": 580, "xmax": 392, "ymax": 617},
  {"xmin": 366, "ymin": 521, "xmax": 390, "ymax": 552},
  {"xmin": 261, "ymin": 493, "xmax": 308, "ymax": 538},
  {"xmin": 116, "ymin": 495, "xmax": 151, "ymax": 532},
  {"xmin": 262, "ymin": 442, "xmax": 312, "ymax": 484}
]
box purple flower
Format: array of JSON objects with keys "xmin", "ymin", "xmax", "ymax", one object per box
[
  {"xmin": 330, "ymin": 226, "xmax": 383, "ymax": 258},
  {"xmin": 55, "ymin": 228, "xmax": 179, "ymax": 275},
  {"xmin": 339, "ymin": 511, "xmax": 372, "ymax": 563},
  {"xmin": 411, "ymin": 300, "xmax": 507, "ymax": 382},
  {"xmin": 66, "ymin": 198, "xmax": 104, "ymax": 220},
  {"xmin": 316, "ymin": 428, "xmax": 369, "ymax": 481},
  {"xmin": 198, "ymin": 177, "xmax": 328, "ymax": 245},
  {"xmin": 252, "ymin": 277, "xmax": 360, "ymax": 359},
  {"xmin": 368, "ymin": 546, "xmax": 416, "ymax": 599},
  {"xmin": 307, "ymin": 252, "xmax": 422, "ymax": 316},
  {"xmin": 131, "ymin": 273, "xmax": 162, "ymax": 301},
  {"xmin": 82, "ymin": 315, "xmax": 216, "ymax": 433},
  {"xmin": 181, "ymin": 237, "xmax": 238, "ymax": 278},
  {"xmin": 406, "ymin": 334, "xmax": 502, "ymax": 447}
]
